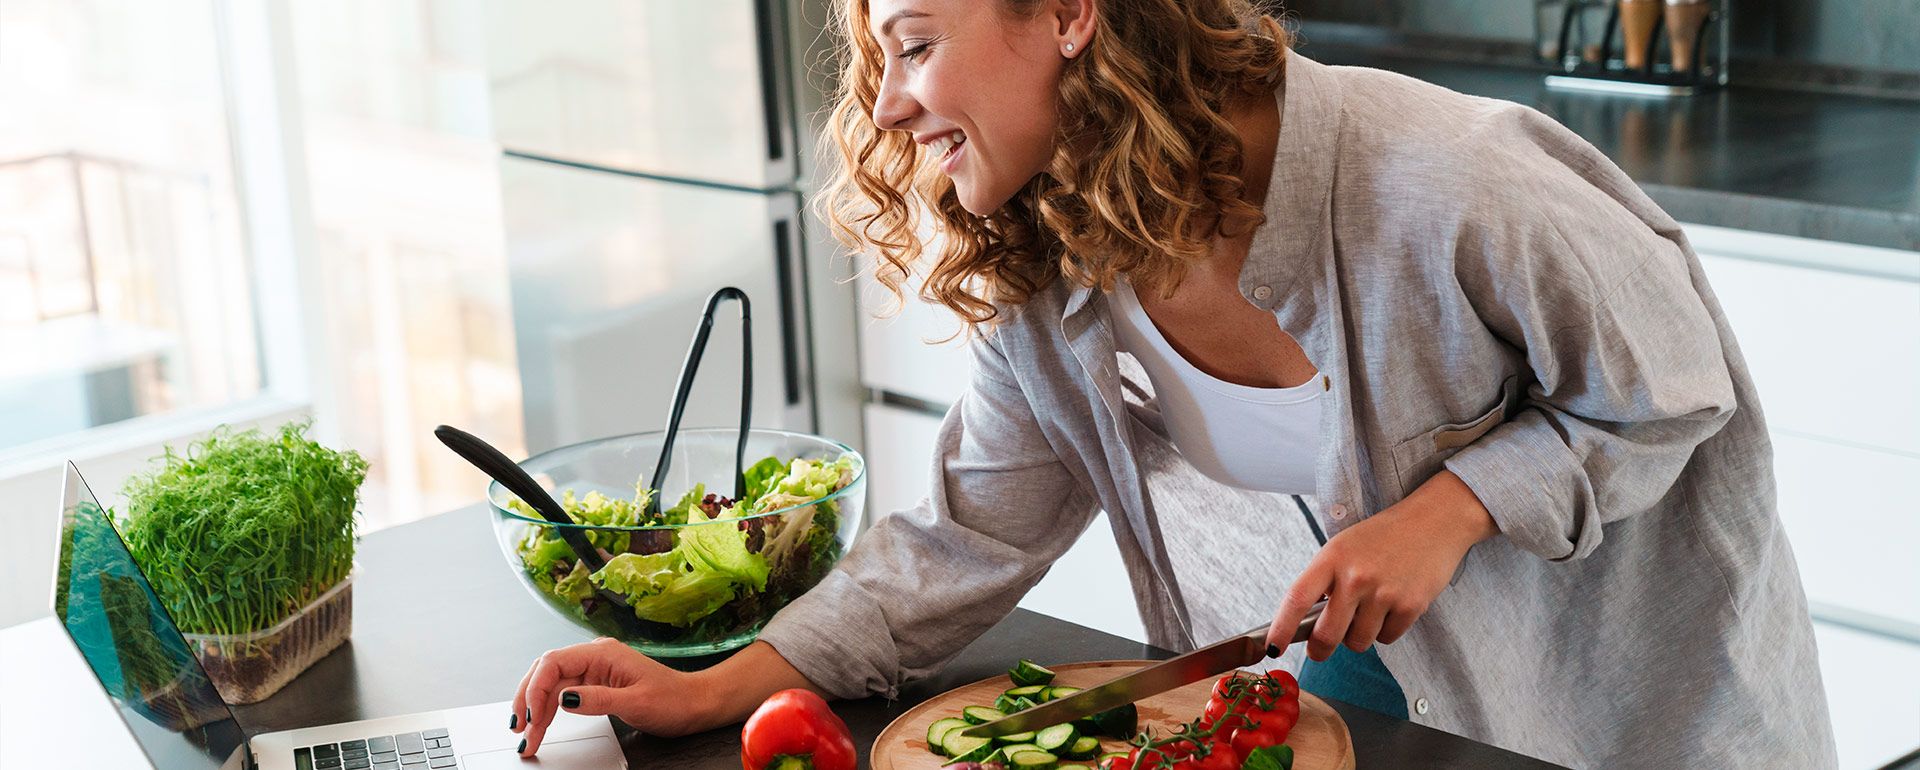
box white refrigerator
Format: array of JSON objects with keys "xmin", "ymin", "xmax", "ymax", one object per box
[{"xmin": 482, "ymin": 0, "xmax": 858, "ymax": 453}]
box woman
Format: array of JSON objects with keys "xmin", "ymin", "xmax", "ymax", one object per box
[{"xmin": 508, "ymin": 1, "xmax": 1837, "ymax": 767}]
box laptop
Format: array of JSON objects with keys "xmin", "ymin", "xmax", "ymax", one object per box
[{"xmin": 50, "ymin": 463, "xmax": 629, "ymax": 770}]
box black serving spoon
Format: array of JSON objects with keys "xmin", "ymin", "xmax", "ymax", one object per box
[{"xmin": 432, "ymin": 424, "xmax": 663, "ymax": 638}]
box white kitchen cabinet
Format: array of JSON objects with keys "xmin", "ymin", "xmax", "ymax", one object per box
[
  {"xmin": 1687, "ymin": 228, "xmax": 1920, "ymax": 455},
  {"xmin": 1815, "ymin": 622, "xmax": 1920, "ymax": 770}
]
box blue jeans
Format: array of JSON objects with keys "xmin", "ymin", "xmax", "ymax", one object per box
[{"xmin": 1296, "ymin": 644, "xmax": 1409, "ymax": 720}]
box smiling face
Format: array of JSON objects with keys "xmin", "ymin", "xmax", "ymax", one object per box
[{"xmin": 866, "ymin": 0, "xmax": 1085, "ymax": 215}]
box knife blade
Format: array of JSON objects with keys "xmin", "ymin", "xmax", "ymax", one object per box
[{"xmin": 960, "ymin": 600, "xmax": 1327, "ymax": 739}]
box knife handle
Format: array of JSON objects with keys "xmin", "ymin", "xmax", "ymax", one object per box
[{"xmin": 1255, "ymin": 599, "xmax": 1327, "ymax": 658}]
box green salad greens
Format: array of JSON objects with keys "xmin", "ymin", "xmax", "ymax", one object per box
[
  {"xmin": 508, "ymin": 455, "xmax": 858, "ymax": 641},
  {"xmin": 117, "ymin": 422, "xmax": 365, "ymax": 636}
]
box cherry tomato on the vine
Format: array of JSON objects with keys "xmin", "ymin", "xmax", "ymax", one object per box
[
  {"xmin": 1209, "ymin": 673, "xmax": 1253, "ymax": 707},
  {"xmin": 1229, "ymin": 714, "xmax": 1290, "ymax": 756},
  {"xmin": 1201, "ymin": 696, "xmax": 1250, "ymax": 732},
  {"xmin": 1192, "ymin": 738, "xmax": 1239, "ymax": 770},
  {"xmin": 1261, "ymin": 696, "xmax": 1302, "ymax": 729},
  {"xmin": 1266, "ymin": 670, "xmax": 1300, "ymax": 702}
]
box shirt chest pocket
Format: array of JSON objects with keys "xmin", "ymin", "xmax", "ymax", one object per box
[{"xmin": 1390, "ymin": 376, "xmax": 1520, "ymax": 497}]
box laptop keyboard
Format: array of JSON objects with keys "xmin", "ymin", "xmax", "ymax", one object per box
[{"xmin": 295, "ymin": 728, "xmax": 455, "ymax": 770}]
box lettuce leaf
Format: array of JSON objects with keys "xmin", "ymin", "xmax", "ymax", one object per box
[
  {"xmin": 765, "ymin": 457, "xmax": 855, "ymax": 504},
  {"xmin": 521, "ymin": 454, "xmax": 859, "ymax": 629},
  {"xmin": 659, "ymin": 484, "xmax": 705, "ymax": 527},
  {"xmin": 591, "ymin": 548, "xmax": 750, "ymax": 627},
  {"xmin": 742, "ymin": 456, "xmax": 787, "ymax": 504},
  {"xmin": 527, "ymin": 536, "xmax": 574, "ymax": 569},
  {"xmin": 510, "ymin": 488, "xmax": 641, "ymax": 552},
  {"xmin": 629, "ymin": 570, "xmax": 738, "ymax": 625},
  {"xmin": 555, "ymin": 561, "xmax": 597, "ymax": 601},
  {"xmin": 681, "ymin": 507, "xmax": 769, "ymax": 592},
  {"xmin": 590, "ymin": 552, "xmax": 680, "ymax": 596}
]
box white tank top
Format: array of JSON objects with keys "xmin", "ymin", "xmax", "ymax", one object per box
[{"xmin": 1111, "ymin": 277, "xmax": 1322, "ymax": 495}]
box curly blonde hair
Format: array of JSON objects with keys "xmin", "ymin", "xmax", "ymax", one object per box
[{"xmin": 820, "ymin": 0, "xmax": 1289, "ymax": 328}]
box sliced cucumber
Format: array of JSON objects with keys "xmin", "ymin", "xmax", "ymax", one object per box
[
  {"xmin": 1088, "ymin": 703, "xmax": 1138, "ymax": 739},
  {"xmin": 1010, "ymin": 749, "xmax": 1060, "ymax": 770},
  {"xmin": 998, "ymin": 691, "xmax": 1044, "ymax": 710},
  {"xmin": 1034, "ymin": 723, "xmax": 1078, "ymax": 753},
  {"xmin": 1063, "ymin": 736, "xmax": 1102, "ymax": 761},
  {"xmin": 993, "ymin": 731, "xmax": 1037, "ymax": 747},
  {"xmin": 927, "ymin": 718, "xmax": 971, "ymax": 756},
  {"xmin": 996, "ymin": 693, "xmax": 1043, "ymax": 713},
  {"xmin": 945, "ymin": 722, "xmax": 980, "ymax": 743},
  {"xmin": 1009, "ymin": 659, "xmax": 1056, "ymax": 687},
  {"xmin": 962, "ymin": 706, "xmax": 1007, "ymax": 725},
  {"xmin": 998, "ymin": 744, "xmax": 1044, "ymax": 757},
  {"xmin": 943, "ymin": 735, "xmax": 994, "ymax": 765},
  {"xmin": 1043, "ymin": 686, "xmax": 1081, "ymax": 701},
  {"xmin": 1006, "ymin": 685, "xmax": 1050, "ymax": 699}
]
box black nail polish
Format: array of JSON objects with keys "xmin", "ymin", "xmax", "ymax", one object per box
[
  {"xmin": 562, "ymin": 691, "xmax": 580, "ymax": 709},
  {"xmin": 509, "ymin": 712, "xmax": 519, "ymax": 729},
  {"xmin": 1266, "ymin": 643, "xmax": 1280, "ymax": 658},
  {"xmin": 525, "ymin": 707, "xmax": 531, "ymax": 724},
  {"xmin": 518, "ymin": 738, "xmax": 527, "ymax": 755}
]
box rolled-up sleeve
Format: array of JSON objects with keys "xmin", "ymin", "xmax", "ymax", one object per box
[
  {"xmin": 757, "ymin": 330, "xmax": 1099, "ymax": 699},
  {"xmin": 1442, "ymin": 118, "xmax": 1738, "ymax": 562}
]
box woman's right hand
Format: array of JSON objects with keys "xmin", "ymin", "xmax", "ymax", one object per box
[{"xmin": 510, "ymin": 636, "xmax": 706, "ymax": 756}]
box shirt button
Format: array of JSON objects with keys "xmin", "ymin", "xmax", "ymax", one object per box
[
  {"xmin": 1329, "ymin": 504, "xmax": 1348, "ymax": 520},
  {"xmin": 1415, "ymin": 697, "xmax": 1430, "ymax": 715},
  {"xmin": 1251, "ymin": 285, "xmax": 1273, "ymax": 301}
]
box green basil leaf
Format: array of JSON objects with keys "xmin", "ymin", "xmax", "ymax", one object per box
[{"xmin": 1240, "ymin": 745, "xmax": 1292, "ymax": 770}]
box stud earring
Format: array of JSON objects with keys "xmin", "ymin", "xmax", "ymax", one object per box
[{"xmin": 1066, "ymin": 42, "xmax": 1075, "ymax": 53}]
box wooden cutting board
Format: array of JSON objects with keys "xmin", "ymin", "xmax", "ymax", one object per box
[{"xmin": 872, "ymin": 661, "xmax": 1353, "ymax": 770}]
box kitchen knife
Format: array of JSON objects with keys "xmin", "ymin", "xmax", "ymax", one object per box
[{"xmin": 961, "ymin": 600, "xmax": 1327, "ymax": 739}]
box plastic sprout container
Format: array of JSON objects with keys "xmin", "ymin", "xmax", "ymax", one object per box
[
  {"xmin": 489, "ymin": 427, "xmax": 865, "ymax": 657},
  {"xmin": 181, "ymin": 568, "xmax": 355, "ymax": 704}
]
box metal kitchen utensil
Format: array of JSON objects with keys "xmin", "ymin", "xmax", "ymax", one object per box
[{"xmin": 962, "ymin": 600, "xmax": 1328, "ymax": 738}]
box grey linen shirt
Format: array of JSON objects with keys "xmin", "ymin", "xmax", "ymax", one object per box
[{"xmin": 758, "ymin": 52, "xmax": 1838, "ymax": 769}]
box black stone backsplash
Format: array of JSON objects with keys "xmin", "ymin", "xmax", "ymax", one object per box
[{"xmin": 1275, "ymin": 0, "xmax": 1920, "ymax": 95}]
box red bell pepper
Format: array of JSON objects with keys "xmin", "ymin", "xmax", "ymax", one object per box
[{"xmin": 741, "ymin": 689, "xmax": 857, "ymax": 770}]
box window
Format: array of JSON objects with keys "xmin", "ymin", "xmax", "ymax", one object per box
[
  {"xmin": 0, "ymin": 0, "xmax": 263, "ymax": 452},
  {"xmin": 0, "ymin": 0, "xmax": 527, "ymax": 629}
]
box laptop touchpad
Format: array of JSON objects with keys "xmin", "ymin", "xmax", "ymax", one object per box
[{"xmin": 462, "ymin": 736, "xmax": 625, "ymax": 768}]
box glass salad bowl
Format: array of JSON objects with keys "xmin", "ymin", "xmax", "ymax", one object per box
[{"xmin": 489, "ymin": 428, "xmax": 865, "ymax": 657}]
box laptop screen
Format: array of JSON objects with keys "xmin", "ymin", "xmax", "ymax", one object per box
[{"xmin": 52, "ymin": 463, "xmax": 248, "ymax": 769}]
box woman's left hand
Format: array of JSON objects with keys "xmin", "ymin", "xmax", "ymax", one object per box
[{"xmin": 1265, "ymin": 470, "xmax": 1500, "ymax": 661}]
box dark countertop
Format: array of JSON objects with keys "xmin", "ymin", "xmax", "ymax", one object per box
[
  {"xmin": 234, "ymin": 505, "xmax": 1569, "ymax": 769},
  {"xmin": 1292, "ymin": 41, "xmax": 1920, "ymax": 256}
]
